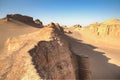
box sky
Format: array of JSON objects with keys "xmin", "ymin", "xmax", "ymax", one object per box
[{"xmin": 0, "ymin": 0, "xmax": 120, "ymax": 26}]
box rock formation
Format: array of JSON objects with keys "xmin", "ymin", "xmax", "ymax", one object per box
[
  {"xmin": 69, "ymin": 24, "xmax": 82, "ymax": 32},
  {"xmin": 73, "ymin": 24, "xmax": 82, "ymax": 28},
  {"xmin": 74, "ymin": 18, "xmax": 120, "ymax": 46},
  {"xmin": 83, "ymin": 19, "xmax": 120, "ymax": 37},
  {"xmin": 7, "ymin": 14, "xmax": 33, "ymax": 22},
  {"xmin": 45, "ymin": 22, "xmax": 64, "ymax": 34},
  {"xmin": 6, "ymin": 14, "xmax": 43, "ymax": 28},
  {"xmin": 28, "ymin": 23, "xmax": 91, "ymax": 79},
  {"xmin": 35, "ymin": 19, "xmax": 43, "ymax": 27}
]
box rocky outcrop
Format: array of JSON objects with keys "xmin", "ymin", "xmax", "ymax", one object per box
[
  {"xmin": 45, "ymin": 22, "xmax": 64, "ymax": 34},
  {"xmin": 27, "ymin": 22, "xmax": 91, "ymax": 80},
  {"xmin": 29, "ymin": 40, "xmax": 76, "ymax": 79},
  {"xmin": 70, "ymin": 24, "xmax": 82, "ymax": 32},
  {"xmin": 84, "ymin": 19, "xmax": 120, "ymax": 38},
  {"xmin": 74, "ymin": 18, "xmax": 120, "ymax": 46},
  {"xmin": 6, "ymin": 14, "xmax": 43, "ymax": 28},
  {"xmin": 73, "ymin": 24, "xmax": 82, "ymax": 28},
  {"xmin": 7, "ymin": 14, "xmax": 33, "ymax": 23},
  {"xmin": 55, "ymin": 23, "xmax": 64, "ymax": 33},
  {"xmin": 29, "ymin": 40, "xmax": 91, "ymax": 80},
  {"xmin": 35, "ymin": 19, "xmax": 43, "ymax": 27}
]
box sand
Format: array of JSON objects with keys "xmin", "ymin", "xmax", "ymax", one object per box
[
  {"xmin": 65, "ymin": 29, "xmax": 120, "ymax": 79},
  {"xmin": 0, "ymin": 20, "xmax": 39, "ymax": 51}
]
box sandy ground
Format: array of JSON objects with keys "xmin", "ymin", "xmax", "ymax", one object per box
[
  {"xmin": 0, "ymin": 20, "xmax": 39, "ymax": 51},
  {"xmin": 65, "ymin": 29, "xmax": 120, "ymax": 79}
]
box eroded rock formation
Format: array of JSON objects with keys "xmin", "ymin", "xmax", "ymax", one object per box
[
  {"xmin": 73, "ymin": 24, "xmax": 82, "ymax": 28},
  {"xmin": 73, "ymin": 18, "xmax": 120, "ymax": 46},
  {"xmin": 6, "ymin": 14, "xmax": 43, "ymax": 27},
  {"xmin": 35, "ymin": 19, "xmax": 43, "ymax": 27},
  {"xmin": 29, "ymin": 40, "xmax": 91, "ymax": 80},
  {"xmin": 28, "ymin": 27, "xmax": 91, "ymax": 79},
  {"xmin": 84, "ymin": 19, "xmax": 120, "ymax": 37}
]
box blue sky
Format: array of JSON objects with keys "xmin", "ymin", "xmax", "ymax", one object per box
[{"xmin": 0, "ymin": 0, "xmax": 120, "ymax": 26}]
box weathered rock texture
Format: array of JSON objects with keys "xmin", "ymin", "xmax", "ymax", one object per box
[
  {"xmin": 6, "ymin": 14, "xmax": 43, "ymax": 27},
  {"xmin": 29, "ymin": 40, "xmax": 91, "ymax": 80},
  {"xmin": 29, "ymin": 40, "xmax": 76, "ymax": 79}
]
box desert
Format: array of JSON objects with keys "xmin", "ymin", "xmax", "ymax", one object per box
[{"xmin": 0, "ymin": 14, "xmax": 120, "ymax": 80}]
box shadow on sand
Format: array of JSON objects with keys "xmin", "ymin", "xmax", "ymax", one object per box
[{"xmin": 64, "ymin": 34, "xmax": 120, "ymax": 79}]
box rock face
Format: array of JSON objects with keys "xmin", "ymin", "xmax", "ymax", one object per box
[
  {"xmin": 84, "ymin": 19, "xmax": 120, "ymax": 37},
  {"xmin": 29, "ymin": 40, "xmax": 76, "ymax": 79},
  {"xmin": 6, "ymin": 14, "xmax": 43, "ymax": 28},
  {"xmin": 29, "ymin": 40, "xmax": 91, "ymax": 79},
  {"xmin": 75, "ymin": 18, "xmax": 120, "ymax": 46},
  {"xmin": 85, "ymin": 20, "xmax": 120, "ymax": 37},
  {"xmin": 45, "ymin": 22, "xmax": 64, "ymax": 34},
  {"xmin": 0, "ymin": 21, "xmax": 91, "ymax": 80},
  {"xmin": 28, "ymin": 25, "xmax": 91, "ymax": 79}
]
